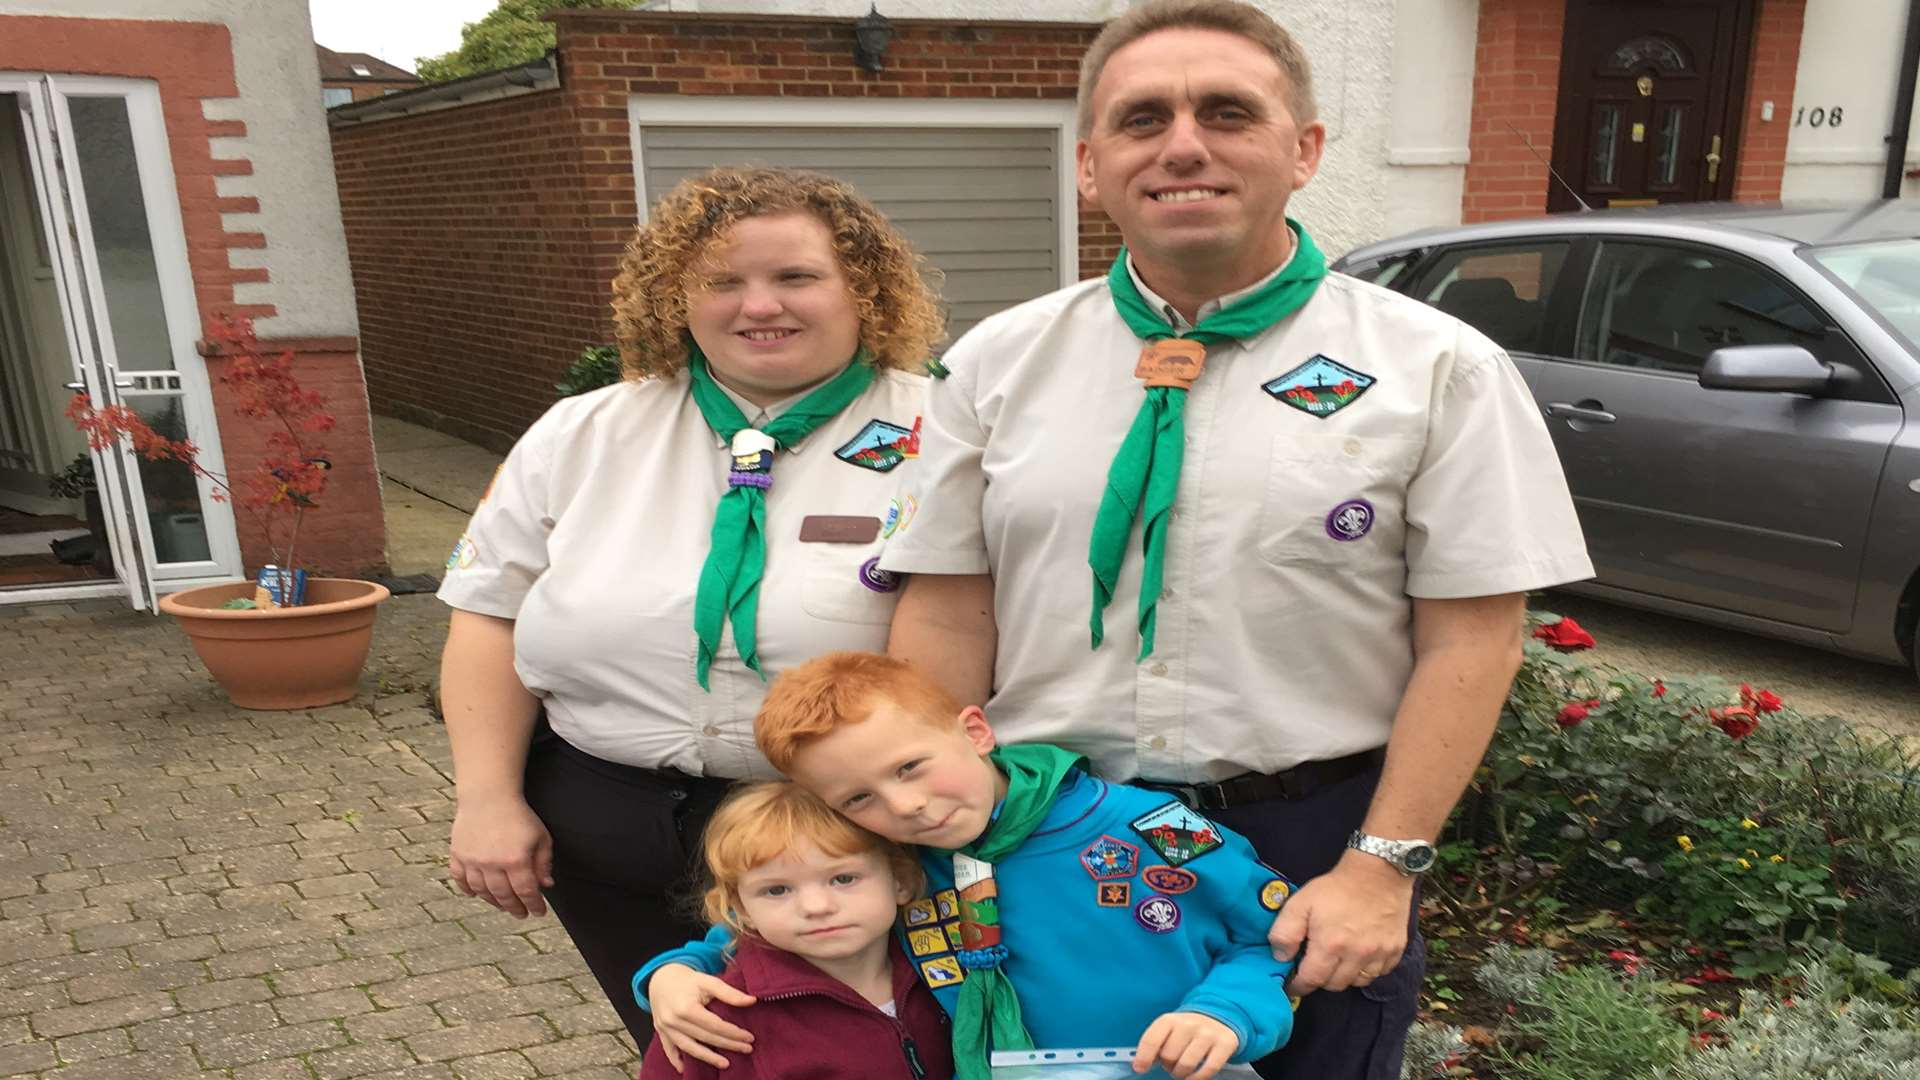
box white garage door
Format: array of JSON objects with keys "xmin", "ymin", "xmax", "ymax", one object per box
[{"xmin": 636, "ymin": 121, "xmax": 1065, "ymax": 344}]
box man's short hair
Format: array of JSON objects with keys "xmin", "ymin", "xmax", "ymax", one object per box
[
  {"xmin": 1076, "ymin": 0, "xmax": 1318, "ymax": 137},
  {"xmin": 755, "ymin": 651, "xmax": 962, "ymax": 772}
]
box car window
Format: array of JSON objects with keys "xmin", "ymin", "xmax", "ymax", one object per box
[
  {"xmin": 1809, "ymin": 239, "xmax": 1920, "ymax": 356},
  {"xmin": 1577, "ymin": 241, "xmax": 1825, "ymax": 375},
  {"xmin": 1417, "ymin": 242, "xmax": 1571, "ymax": 354},
  {"xmin": 1344, "ymin": 252, "xmax": 1418, "ymax": 288}
]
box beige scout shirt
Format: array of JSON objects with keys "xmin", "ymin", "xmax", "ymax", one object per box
[
  {"xmin": 439, "ymin": 368, "xmax": 927, "ymax": 778},
  {"xmin": 879, "ymin": 259, "xmax": 1593, "ymax": 783}
]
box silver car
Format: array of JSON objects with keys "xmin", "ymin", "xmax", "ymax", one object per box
[{"xmin": 1334, "ymin": 203, "xmax": 1920, "ymax": 679}]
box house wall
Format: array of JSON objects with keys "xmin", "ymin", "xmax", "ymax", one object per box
[
  {"xmin": 1779, "ymin": 0, "xmax": 1920, "ymax": 199},
  {"xmin": 0, "ymin": 1, "xmax": 384, "ymax": 575}
]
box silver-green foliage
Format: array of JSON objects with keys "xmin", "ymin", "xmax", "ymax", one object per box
[
  {"xmin": 1503, "ymin": 966, "xmax": 1690, "ymax": 1080},
  {"xmin": 1656, "ymin": 955, "xmax": 1920, "ymax": 1080},
  {"xmin": 1401, "ymin": 1021, "xmax": 1468, "ymax": 1080},
  {"xmin": 1476, "ymin": 943, "xmax": 1561, "ymax": 1005}
]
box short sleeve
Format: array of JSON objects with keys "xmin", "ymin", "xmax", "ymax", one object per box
[
  {"xmin": 435, "ymin": 419, "xmax": 557, "ymax": 619},
  {"xmin": 876, "ymin": 346, "xmax": 991, "ymax": 575},
  {"xmin": 1403, "ymin": 326, "xmax": 1595, "ymax": 598}
]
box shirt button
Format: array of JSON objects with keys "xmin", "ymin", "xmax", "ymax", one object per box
[
  {"xmin": 1344, "ymin": 438, "xmax": 1363, "ymax": 457},
  {"xmin": 1149, "ymin": 662, "xmax": 1169, "ymax": 677},
  {"xmin": 702, "ymin": 724, "xmax": 721, "ymax": 737},
  {"xmin": 1149, "ymin": 735, "xmax": 1168, "ymax": 750}
]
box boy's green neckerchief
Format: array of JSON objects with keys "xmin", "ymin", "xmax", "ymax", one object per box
[
  {"xmin": 686, "ymin": 347, "xmax": 874, "ymax": 688},
  {"xmin": 1091, "ymin": 221, "xmax": 1326, "ymax": 658},
  {"xmin": 940, "ymin": 743, "xmax": 1087, "ymax": 1080}
]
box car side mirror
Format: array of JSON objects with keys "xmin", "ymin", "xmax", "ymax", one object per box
[{"xmin": 1699, "ymin": 344, "xmax": 1835, "ymax": 395}]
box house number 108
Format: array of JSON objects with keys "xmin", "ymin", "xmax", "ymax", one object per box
[{"xmin": 1794, "ymin": 105, "xmax": 1845, "ymax": 128}]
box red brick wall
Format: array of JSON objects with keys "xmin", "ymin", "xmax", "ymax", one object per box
[
  {"xmin": 1, "ymin": 15, "xmax": 385, "ymax": 576},
  {"xmin": 1733, "ymin": 0, "xmax": 1805, "ymax": 201},
  {"xmin": 331, "ymin": 91, "xmax": 606, "ymax": 451},
  {"xmin": 1462, "ymin": 0, "xmax": 1565, "ymax": 222},
  {"xmin": 333, "ymin": 11, "xmax": 1108, "ymax": 449}
]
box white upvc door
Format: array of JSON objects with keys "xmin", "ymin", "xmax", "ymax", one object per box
[{"xmin": 5, "ymin": 73, "xmax": 242, "ymax": 609}]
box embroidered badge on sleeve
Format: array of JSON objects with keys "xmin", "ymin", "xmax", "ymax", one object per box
[
  {"xmin": 1263, "ymin": 355, "xmax": 1376, "ymax": 418},
  {"xmin": 1129, "ymin": 803, "xmax": 1225, "ymax": 868},
  {"xmin": 1080, "ymin": 835, "xmax": 1141, "ymax": 881},
  {"xmin": 1141, "ymin": 866, "xmax": 1198, "ymax": 895},
  {"xmin": 1097, "ymin": 882, "xmax": 1132, "ymax": 907},
  {"xmin": 835, "ymin": 419, "xmax": 917, "ymax": 472},
  {"xmin": 1259, "ymin": 878, "xmax": 1293, "ymax": 912}
]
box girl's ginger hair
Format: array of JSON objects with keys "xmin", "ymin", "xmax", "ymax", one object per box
[
  {"xmin": 610, "ymin": 167, "xmax": 945, "ymax": 381},
  {"xmin": 700, "ymin": 780, "xmax": 923, "ymax": 944}
]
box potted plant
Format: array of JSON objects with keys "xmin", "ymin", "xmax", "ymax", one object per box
[{"xmin": 66, "ymin": 317, "xmax": 389, "ymax": 710}]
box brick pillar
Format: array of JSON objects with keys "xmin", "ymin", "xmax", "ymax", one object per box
[
  {"xmin": 1733, "ymin": 0, "xmax": 1807, "ymax": 202},
  {"xmin": 1463, "ymin": 0, "xmax": 1567, "ymax": 223}
]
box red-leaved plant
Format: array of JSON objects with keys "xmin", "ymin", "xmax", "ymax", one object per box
[{"xmin": 65, "ymin": 317, "xmax": 336, "ymax": 604}]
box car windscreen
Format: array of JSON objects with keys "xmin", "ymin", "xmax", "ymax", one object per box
[{"xmin": 1808, "ymin": 239, "xmax": 1920, "ymax": 354}]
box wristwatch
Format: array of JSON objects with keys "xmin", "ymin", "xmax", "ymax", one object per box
[{"xmin": 1346, "ymin": 831, "xmax": 1438, "ymax": 876}]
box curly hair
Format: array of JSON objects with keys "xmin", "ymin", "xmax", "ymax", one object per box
[{"xmin": 611, "ymin": 167, "xmax": 945, "ymax": 380}]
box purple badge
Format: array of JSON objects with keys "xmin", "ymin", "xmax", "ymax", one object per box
[
  {"xmin": 1134, "ymin": 894, "xmax": 1181, "ymax": 933},
  {"xmin": 1325, "ymin": 498, "xmax": 1375, "ymax": 542},
  {"xmin": 858, "ymin": 557, "xmax": 900, "ymax": 594}
]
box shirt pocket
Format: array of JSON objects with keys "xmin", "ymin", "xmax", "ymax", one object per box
[
  {"xmin": 799, "ymin": 537, "xmax": 903, "ymax": 626},
  {"xmin": 1257, "ymin": 433, "xmax": 1423, "ymax": 568}
]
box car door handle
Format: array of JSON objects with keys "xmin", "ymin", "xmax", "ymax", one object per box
[{"xmin": 1544, "ymin": 402, "xmax": 1617, "ymax": 424}]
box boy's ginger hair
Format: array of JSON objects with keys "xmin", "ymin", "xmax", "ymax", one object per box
[{"xmin": 756, "ymin": 651, "xmax": 963, "ymax": 771}]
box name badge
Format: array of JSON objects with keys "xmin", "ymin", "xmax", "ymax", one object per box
[
  {"xmin": 798, "ymin": 515, "xmax": 882, "ymax": 544},
  {"xmin": 1134, "ymin": 339, "xmax": 1208, "ymax": 390}
]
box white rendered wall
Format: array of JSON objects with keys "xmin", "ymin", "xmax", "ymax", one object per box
[
  {"xmin": 1780, "ymin": 0, "xmax": 1920, "ymax": 201},
  {"xmin": 0, "ymin": 0, "xmax": 359, "ymax": 336},
  {"xmin": 676, "ymin": 0, "xmax": 1465, "ymax": 258}
]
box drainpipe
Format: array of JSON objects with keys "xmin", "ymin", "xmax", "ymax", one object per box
[{"xmin": 1883, "ymin": 0, "xmax": 1920, "ymax": 197}]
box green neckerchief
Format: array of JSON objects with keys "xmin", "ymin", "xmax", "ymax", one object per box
[
  {"xmin": 687, "ymin": 347, "xmax": 874, "ymax": 688},
  {"xmin": 940, "ymin": 743, "xmax": 1087, "ymax": 1080},
  {"xmin": 1091, "ymin": 220, "xmax": 1327, "ymax": 658}
]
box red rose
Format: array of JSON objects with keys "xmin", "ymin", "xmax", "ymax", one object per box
[
  {"xmin": 1532, "ymin": 617, "xmax": 1596, "ymax": 651},
  {"xmin": 1651, "ymin": 680, "xmax": 1667, "ymax": 698},
  {"xmin": 1710, "ymin": 706, "xmax": 1759, "ymax": 739},
  {"xmin": 1557, "ymin": 702, "xmax": 1589, "ymax": 727},
  {"xmin": 1740, "ymin": 683, "xmax": 1784, "ymax": 714}
]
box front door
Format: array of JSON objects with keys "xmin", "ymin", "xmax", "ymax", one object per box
[
  {"xmin": 1549, "ymin": 0, "xmax": 1755, "ymax": 211},
  {"xmin": 1, "ymin": 74, "xmax": 242, "ymax": 608}
]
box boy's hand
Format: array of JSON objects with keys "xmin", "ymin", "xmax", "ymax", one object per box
[
  {"xmin": 1132, "ymin": 1011, "xmax": 1238, "ymax": 1079},
  {"xmin": 649, "ymin": 963, "xmax": 757, "ymax": 1071}
]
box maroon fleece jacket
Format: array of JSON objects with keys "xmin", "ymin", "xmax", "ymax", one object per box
[{"xmin": 638, "ymin": 935, "xmax": 954, "ymax": 1080}]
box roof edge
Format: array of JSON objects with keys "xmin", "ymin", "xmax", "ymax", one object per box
[
  {"xmin": 326, "ymin": 54, "xmax": 558, "ymax": 126},
  {"xmin": 539, "ymin": 7, "xmax": 1103, "ymax": 32}
]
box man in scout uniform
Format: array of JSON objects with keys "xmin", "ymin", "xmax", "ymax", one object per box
[{"xmin": 877, "ymin": 1, "xmax": 1592, "ymax": 1076}]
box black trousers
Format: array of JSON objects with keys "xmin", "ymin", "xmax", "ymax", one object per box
[
  {"xmin": 1206, "ymin": 765, "xmax": 1423, "ymax": 1080},
  {"xmin": 521, "ymin": 721, "xmax": 733, "ymax": 1046}
]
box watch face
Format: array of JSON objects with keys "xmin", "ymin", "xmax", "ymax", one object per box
[{"xmin": 1401, "ymin": 843, "xmax": 1438, "ymax": 874}]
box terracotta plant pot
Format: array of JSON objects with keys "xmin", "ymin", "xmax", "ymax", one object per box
[{"xmin": 159, "ymin": 578, "xmax": 391, "ymax": 710}]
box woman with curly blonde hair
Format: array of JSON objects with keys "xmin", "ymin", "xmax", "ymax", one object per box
[{"xmin": 435, "ymin": 166, "xmax": 943, "ymax": 1043}]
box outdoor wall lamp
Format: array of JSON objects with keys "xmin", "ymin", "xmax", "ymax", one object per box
[{"xmin": 853, "ymin": 5, "xmax": 895, "ymax": 72}]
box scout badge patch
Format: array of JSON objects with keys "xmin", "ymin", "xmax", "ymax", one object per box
[
  {"xmin": 1079, "ymin": 835, "xmax": 1140, "ymax": 881},
  {"xmin": 1096, "ymin": 882, "xmax": 1131, "ymax": 907},
  {"xmin": 1140, "ymin": 866, "xmax": 1197, "ymax": 895},
  {"xmin": 1263, "ymin": 355, "xmax": 1375, "ymax": 418},
  {"xmin": 1326, "ymin": 498, "xmax": 1375, "ymax": 542},
  {"xmin": 1134, "ymin": 894, "xmax": 1181, "ymax": 933},
  {"xmin": 1129, "ymin": 803, "xmax": 1224, "ymax": 867},
  {"xmin": 835, "ymin": 418, "xmax": 917, "ymax": 472},
  {"xmin": 1260, "ymin": 878, "xmax": 1293, "ymax": 911}
]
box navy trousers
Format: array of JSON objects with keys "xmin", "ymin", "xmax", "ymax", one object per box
[{"xmin": 1207, "ymin": 765, "xmax": 1423, "ymax": 1080}]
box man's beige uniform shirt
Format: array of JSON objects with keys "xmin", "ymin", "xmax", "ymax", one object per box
[
  {"xmin": 439, "ymin": 369, "xmax": 926, "ymax": 777},
  {"xmin": 879, "ymin": 260, "xmax": 1593, "ymax": 783}
]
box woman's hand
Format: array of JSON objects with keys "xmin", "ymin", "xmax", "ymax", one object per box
[
  {"xmin": 448, "ymin": 793, "xmax": 554, "ymax": 918},
  {"xmin": 650, "ymin": 963, "xmax": 758, "ymax": 1071}
]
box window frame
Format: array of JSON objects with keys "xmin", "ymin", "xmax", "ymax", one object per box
[{"xmin": 1403, "ymin": 236, "xmax": 1590, "ymax": 359}]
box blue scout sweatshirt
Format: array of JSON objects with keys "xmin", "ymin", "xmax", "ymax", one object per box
[{"xmin": 636, "ymin": 772, "xmax": 1297, "ymax": 1065}]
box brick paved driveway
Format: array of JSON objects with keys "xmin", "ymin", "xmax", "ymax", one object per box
[{"xmin": 0, "ymin": 594, "xmax": 636, "ymax": 1079}]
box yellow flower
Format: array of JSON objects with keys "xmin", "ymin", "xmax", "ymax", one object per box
[
  {"xmin": 1769, "ymin": 854, "xmax": 1785, "ymax": 863},
  {"xmin": 1740, "ymin": 818, "xmax": 1760, "ymax": 830},
  {"xmin": 1676, "ymin": 835, "xmax": 1695, "ymax": 852},
  {"xmin": 1737, "ymin": 858, "xmax": 1752, "ymax": 870},
  {"xmin": 1745, "ymin": 849, "xmax": 1760, "ymax": 859}
]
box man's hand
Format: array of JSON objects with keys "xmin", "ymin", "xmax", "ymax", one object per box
[
  {"xmin": 1132, "ymin": 1011, "xmax": 1238, "ymax": 1079},
  {"xmin": 1267, "ymin": 852, "xmax": 1415, "ymax": 995},
  {"xmin": 447, "ymin": 794, "xmax": 553, "ymax": 918},
  {"xmin": 648, "ymin": 963, "xmax": 758, "ymax": 1071}
]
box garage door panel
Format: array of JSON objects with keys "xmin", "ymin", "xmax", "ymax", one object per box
[{"xmin": 638, "ymin": 121, "xmax": 1062, "ymax": 341}]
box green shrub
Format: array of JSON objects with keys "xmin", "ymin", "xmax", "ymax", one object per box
[
  {"xmin": 554, "ymin": 344, "xmax": 623, "ymax": 398},
  {"xmin": 1500, "ymin": 965, "xmax": 1691, "ymax": 1080},
  {"xmin": 1446, "ymin": 621, "xmax": 1920, "ymax": 973},
  {"xmin": 1655, "ymin": 951, "xmax": 1920, "ymax": 1079}
]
